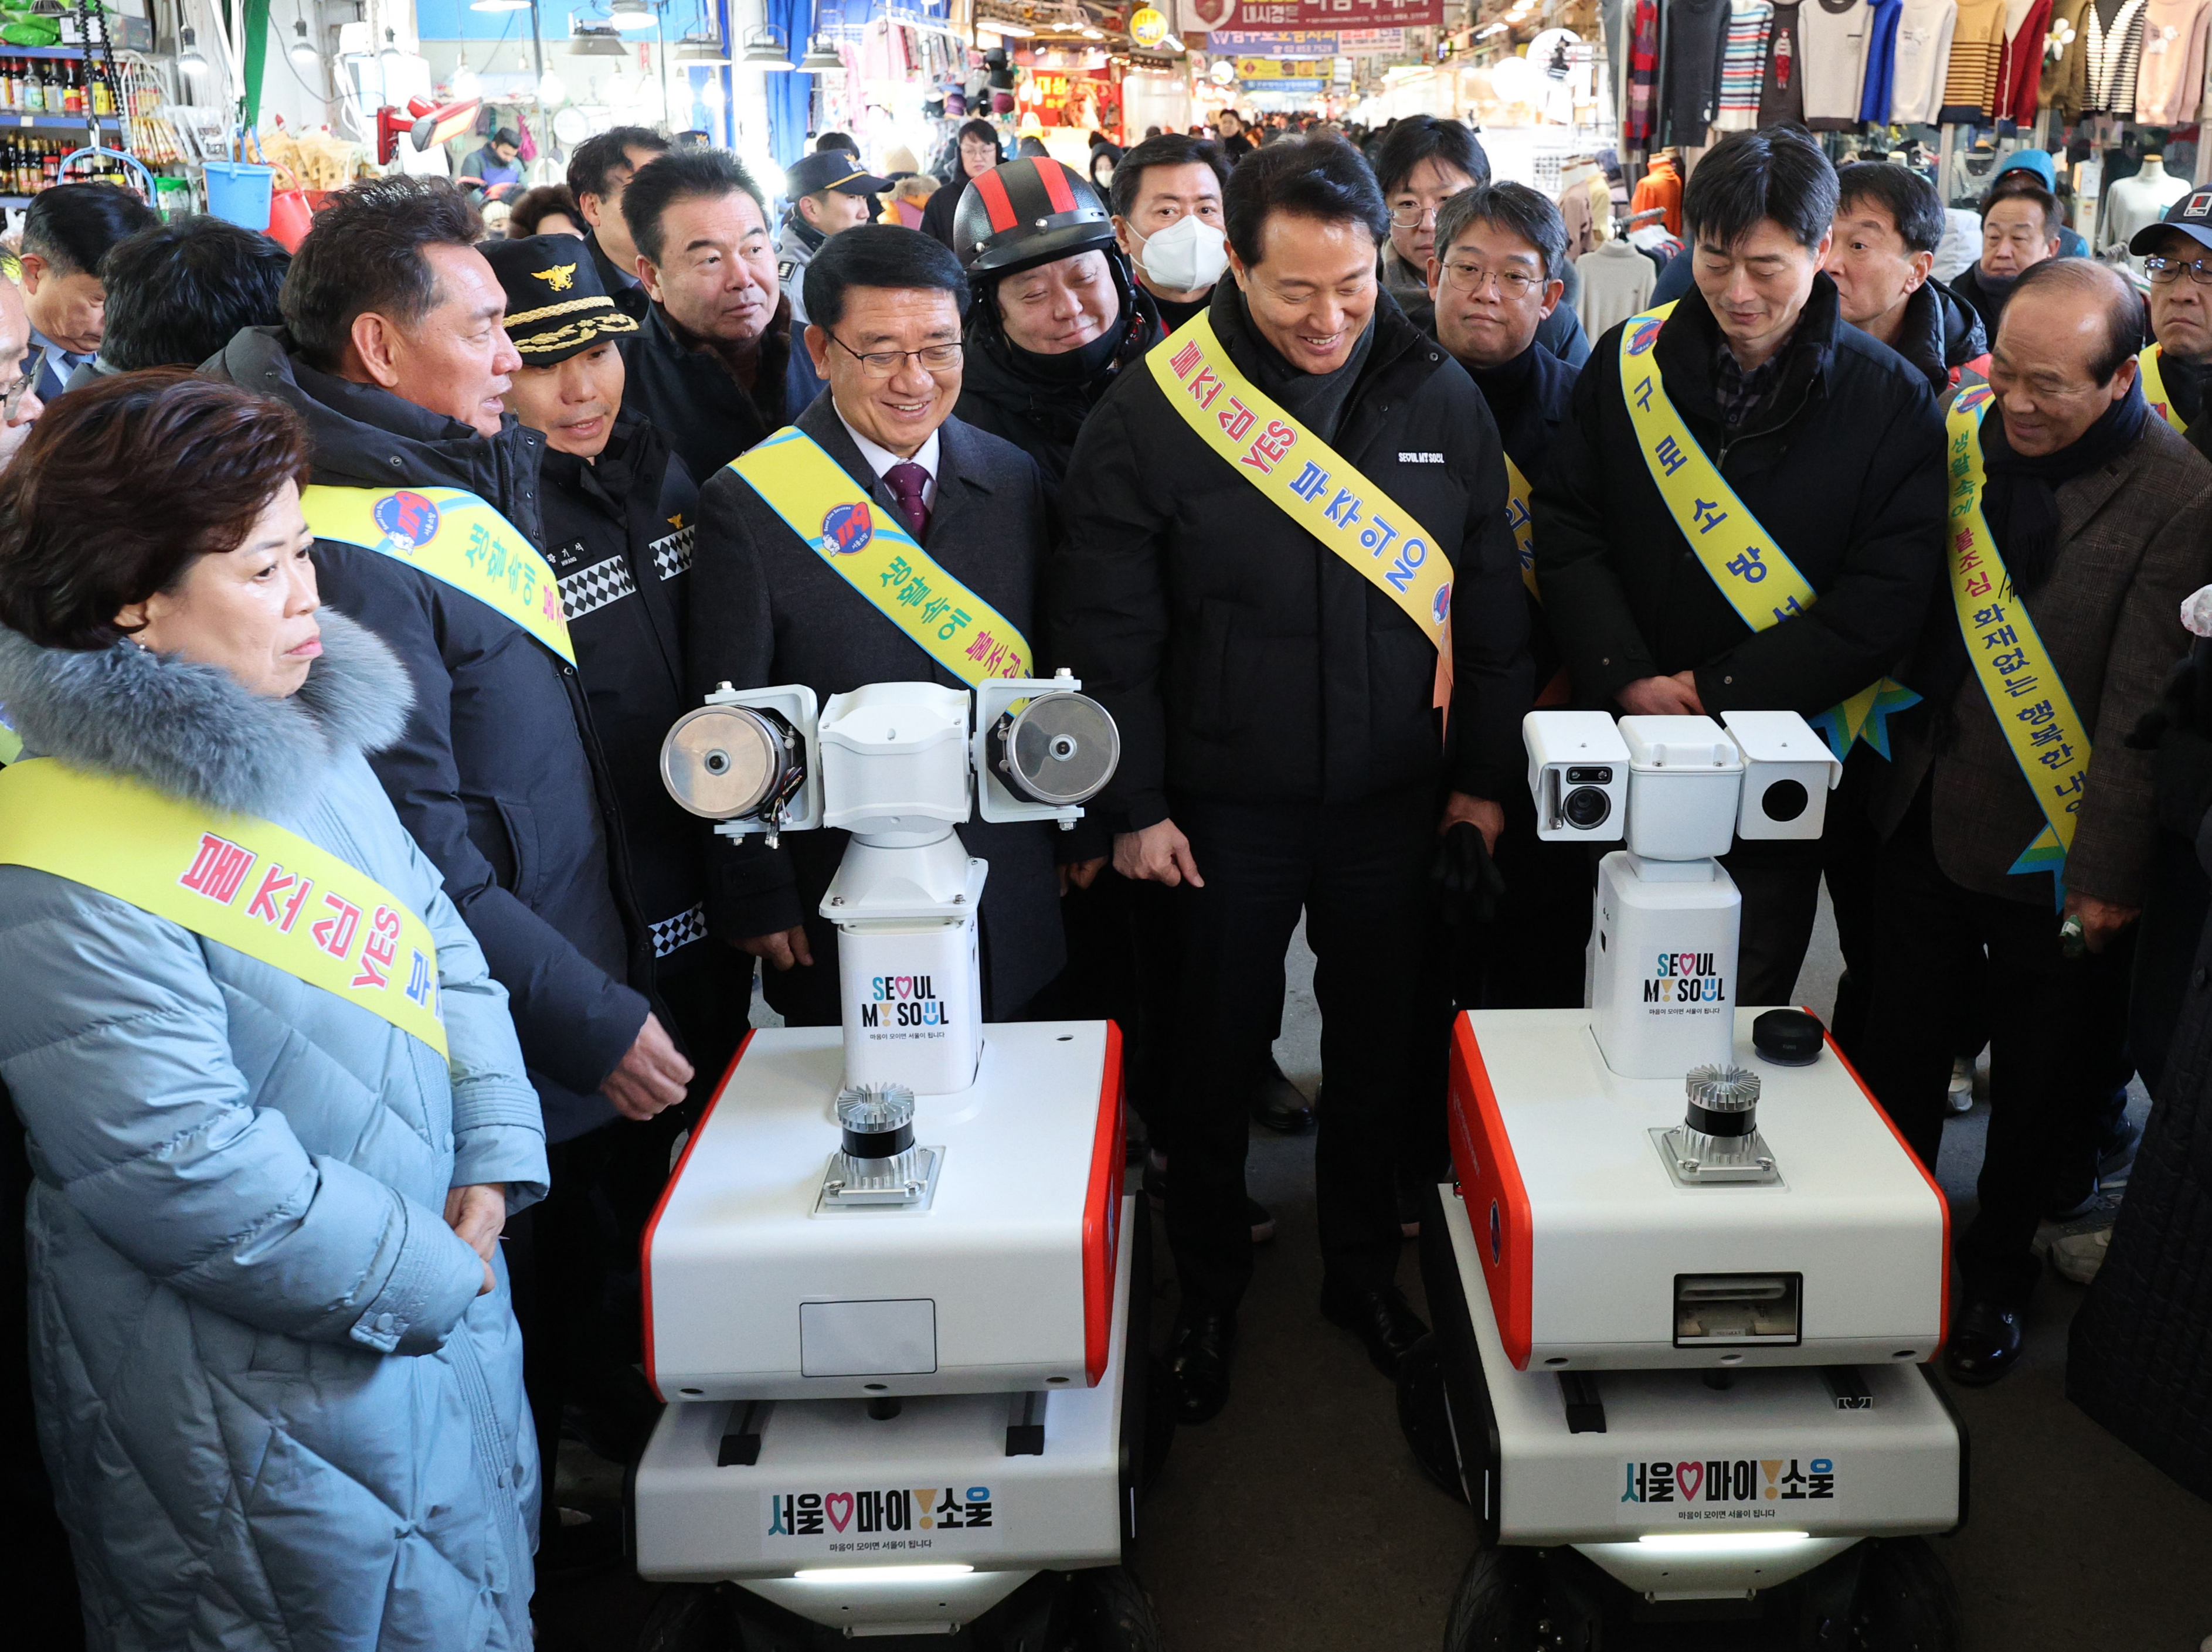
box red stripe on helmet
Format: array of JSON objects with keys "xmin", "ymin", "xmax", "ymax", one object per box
[
  {"xmin": 974, "ymin": 167, "xmax": 1019, "ymax": 234},
  {"xmin": 1037, "ymin": 159, "xmax": 1078, "ymax": 215}
]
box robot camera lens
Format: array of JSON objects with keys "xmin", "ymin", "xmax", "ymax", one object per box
[
  {"xmin": 704, "ymin": 750, "xmax": 730, "ymax": 774},
  {"xmin": 1562, "ymin": 786, "xmax": 1611, "ymax": 830},
  {"xmin": 1760, "ymin": 779, "xmax": 1810, "ymax": 822}
]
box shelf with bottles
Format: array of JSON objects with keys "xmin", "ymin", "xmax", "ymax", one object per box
[{"xmin": 0, "ymin": 55, "xmax": 115, "ymax": 118}]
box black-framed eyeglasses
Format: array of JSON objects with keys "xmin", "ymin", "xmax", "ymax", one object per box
[
  {"xmin": 2145, "ymin": 253, "xmax": 2212, "ymax": 286},
  {"xmin": 827, "ymin": 332, "xmax": 964, "ymax": 379},
  {"xmin": 1, "ymin": 363, "xmax": 35, "ymax": 422}
]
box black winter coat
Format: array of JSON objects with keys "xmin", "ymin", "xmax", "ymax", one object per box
[
  {"xmin": 585, "ymin": 227, "xmax": 650, "ymax": 325},
  {"xmin": 954, "ymin": 287, "xmax": 1158, "ymax": 490},
  {"xmin": 623, "ymin": 294, "xmax": 828, "ymax": 486},
  {"xmin": 1046, "ymin": 283, "xmax": 1533, "ymax": 832},
  {"xmin": 1459, "ymin": 339, "xmax": 1579, "ymax": 698},
  {"xmin": 1888, "ymin": 276, "xmax": 1989, "ymax": 397},
  {"xmin": 2068, "ymin": 792, "xmax": 2212, "ymax": 1500},
  {"xmin": 688, "ymin": 396, "xmax": 1066, "ymax": 1018},
  {"xmin": 542, "ymin": 414, "xmax": 713, "ymax": 975},
  {"xmin": 1533, "ymin": 275, "xmax": 1946, "ymax": 718},
  {"xmin": 207, "ymin": 327, "xmax": 651, "ymax": 1144}
]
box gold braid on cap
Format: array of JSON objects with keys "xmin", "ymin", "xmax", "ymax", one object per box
[
  {"xmin": 507, "ymin": 294, "xmax": 624, "ymax": 328},
  {"xmin": 513, "ymin": 311, "xmax": 642, "ymax": 354}
]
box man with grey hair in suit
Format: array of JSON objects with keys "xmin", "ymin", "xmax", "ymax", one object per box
[
  {"xmin": 688, "ymin": 224, "xmax": 1065, "ymax": 1028},
  {"xmin": 1863, "ymin": 254, "xmax": 2212, "ymax": 1387}
]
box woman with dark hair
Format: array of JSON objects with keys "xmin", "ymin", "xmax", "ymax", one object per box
[
  {"xmin": 949, "ymin": 155, "xmax": 1158, "ymax": 490},
  {"xmin": 922, "ymin": 117, "xmax": 1005, "ymax": 250},
  {"xmin": 506, "ymin": 180, "xmax": 583, "ymax": 238},
  {"xmin": 0, "ymin": 372, "xmax": 545, "ymax": 1650}
]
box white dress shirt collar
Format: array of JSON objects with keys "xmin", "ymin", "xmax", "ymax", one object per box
[{"xmin": 835, "ymin": 405, "xmax": 940, "ymax": 512}]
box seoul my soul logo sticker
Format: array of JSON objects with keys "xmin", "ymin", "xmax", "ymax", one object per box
[
  {"xmin": 1620, "ymin": 1456, "xmax": 1838, "ymax": 1525},
  {"xmin": 372, "ymin": 490, "xmax": 441, "ymax": 550},
  {"xmin": 1627, "ymin": 315, "xmax": 1666, "ymax": 356},
  {"xmin": 1431, "ymin": 581, "xmax": 1452, "ymax": 627},
  {"xmin": 764, "ymin": 1486, "xmax": 999, "ymax": 1556},
  {"xmin": 821, "ymin": 501, "xmax": 874, "ymax": 556}
]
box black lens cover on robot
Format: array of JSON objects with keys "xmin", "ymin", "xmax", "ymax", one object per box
[
  {"xmin": 1429, "ymin": 818, "xmax": 1507, "ymax": 927},
  {"xmin": 1752, "ymin": 1007, "xmax": 1826, "ymax": 1066}
]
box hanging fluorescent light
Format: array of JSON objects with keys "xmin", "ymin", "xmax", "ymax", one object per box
[
  {"xmin": 799, "ymin": 33, "xmax": 842, "ymax": 70},
  {"xmin": 570, "ymin": 23, "xmax": 628, "ymax": 55},
  {"xmin": 178, "ymin": 25, "xmax": 208, "ymax": 74},
  {"xmin": 290, "ymin": 16, "xmax": 318, "ymax": 66},
  {"xmin": 380, "ymin": 26, "xmax": 407, "ymax": 63},
  {"xmin": 675, "ymin": 32, "xmax": 730, "ymax": 62},
  {"xmin": 741, "ymin": 24, "xmax": 794, "ymax": 67},
  {"xmin": 610, "ymin": 0, "xmax": 658, "ymax": 30},
  {"xmin": 450, "ymin": 52, "xmax": 482, "ymax": 98},
  {"xmin": 537, "ymin": 67, "xmax": 569, "ymax": 102}
]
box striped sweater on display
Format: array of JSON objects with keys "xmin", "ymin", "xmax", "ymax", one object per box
[
  {"xmin": 2084, "ymin": 0, "xmax": 2147, "ymax": 111},
  {"xmin": 1714, "ymin": 0, "xmax": 1779, "ymax": 128}
]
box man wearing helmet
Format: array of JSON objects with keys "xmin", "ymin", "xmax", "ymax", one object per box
[
  {"xmin": 1048, "ymin": 139, "xmax": 1533, "ymax": 1425},
  {"xmin": 948, "ymin": 153, "xmax": 1160, "ymax": 489}
]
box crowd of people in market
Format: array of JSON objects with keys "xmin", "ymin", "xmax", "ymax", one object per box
[{"xmin": 3, "ymin": 108, "xmax": 2211, "ymax": 1648}]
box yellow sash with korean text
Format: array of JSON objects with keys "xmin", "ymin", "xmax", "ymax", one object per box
[
  {"xmin": 1616, "ymin": 303, "xmax": 1918, "ymax": 759},
  {"xmin": 2140, "ymin": 345, "xmax": 2188, "ymax": 436},
  {"xmin": 301, "ymin": 485, "xmax": 574, "ymax": 665},
  {"xmin": 1148, "ymin": 314, "xmax": 1454, "ymax": 663},
  {"xmin": 728, "ymin": 428, "xmax": 1034, "ymax": 685},
  {"xmin": 1944, "ymin": 387, "xmax": 2093, "ymax": 903},
  {"xmin": 0, "ymin": 759, "xmax": 448, "ymax": 1054},
  {"xmin": 1504, "ymin": 453, "xmax": 1538, "ymax": 599}
]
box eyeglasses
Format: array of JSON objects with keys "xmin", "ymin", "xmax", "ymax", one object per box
[
  {"xmin": 2145, "ymin": 253, "xmax": 2212, "ymax": 286},
  {"xmin": 827, "ymin": 333, "xmax": 964, "ymax": 378},
  {"xmin": 1442, "ymin": 261, "xmax": 1544, "ymax": 298},
  {"xmin": 1388, "ymin": 203, "xmax": 1439, "ymax": 230},
  {"xmin": 1, "ymin": 363, "xmax": 35, "ymax": 422}
]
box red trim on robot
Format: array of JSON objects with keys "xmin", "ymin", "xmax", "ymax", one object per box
[
  {"xmin": 1819, "ymin": 1023, "xmax": 1952, "ymax": 1359},
  {"xmin": 1081, "ymin": 1020, "xmax": 1128, "ymax": 1386},
  {"xmin": 1447, "ymin": 1013, "xmax": 1536, "ymax": 1369},
  {"xmin": 639, "ymin": 1029, "xmax": 756, "ymax": 1402}
]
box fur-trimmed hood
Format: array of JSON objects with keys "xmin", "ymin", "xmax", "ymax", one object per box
[{"xmin": 0, "ymin": 609, "xmax": 413, "ymax": 818}]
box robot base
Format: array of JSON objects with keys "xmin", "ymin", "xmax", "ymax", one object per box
[
  {"xmin": 1404, "ymin": 1182, "xmax": 1966, "ymax": 1648},
  {"xmin": 630, "ymin": 1195, "xmax": 1170, "ymax": 1648}
]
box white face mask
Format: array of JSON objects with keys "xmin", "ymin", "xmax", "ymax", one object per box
[{"xmin": 1137, "ymin": 213, "xmax": 1231, "ymax": 295}]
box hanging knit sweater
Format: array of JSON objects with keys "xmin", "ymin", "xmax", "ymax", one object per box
[
  {"xmin": 1803, "ymin": 0, "xmax": 1873, "ymax": 126},
  {"xmin": 1662, "ymin": 0, "xmax": 1734, "ymax": 144},
  {"xmin": 2083, "ymin": 0, "xmax": 2148, "ymax": 113},
  {"xmin": 1713, "ymin": 0, "xmax": 1779, "ymax": 129},
  {"xmin": 1761, "ymin": 0, "xmax": 1809, "ymax": 121},
  {"xmin": 1626, "ymin": 0, "xmax": 1661, "ymax": 147},
  {"xmin": 1891, "ymin": 0, "xmax": 1961, "ymax": 121},
  {"xmin": 1939, "ymin": 0, "xmax": 2014, "ymax": 117},
  {"xmin": 2134, "ymin": 0, "xmax": 2211, "ymax": 121},
  {"xmin": 1996, "ymin": 0, "xmax": 2054, "ymax": 122}
]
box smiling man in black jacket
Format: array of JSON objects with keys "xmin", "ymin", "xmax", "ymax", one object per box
[
  {"xmin": 1534, "ymin": 125, "xmax": 1945, "ymax": 1008},
  {"xmin": 1049, "ymin": 138, "xmax": 1531, "ymax": 1424}
]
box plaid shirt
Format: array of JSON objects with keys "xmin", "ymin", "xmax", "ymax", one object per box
[{"xmin": 1712, "ymin": 333, "xmax": 1790, "ymax": 431}]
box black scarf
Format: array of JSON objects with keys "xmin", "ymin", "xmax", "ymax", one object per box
[{"xmin": 1907, "ymin": 382, "xmax": 2148, "ymax": 742}]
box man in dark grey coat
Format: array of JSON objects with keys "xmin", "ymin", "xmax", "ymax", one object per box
[
  {"xmin": 689, "ymin": 225, "xmax": 1065, "ymax": 1028},
  {"xmin": 207, "ymin": 179, "xmax": 696, "ymax": 1562}
]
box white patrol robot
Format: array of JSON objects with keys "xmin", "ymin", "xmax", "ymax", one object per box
[
  {"xmin": 1398, "ymin": 711, "xmax": 1967, "ymax": 1648},
  {"xmin": 630, "ymin": 676, "xmax": 1168, "ymax": 1652}
]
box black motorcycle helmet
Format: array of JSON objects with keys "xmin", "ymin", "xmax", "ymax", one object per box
[{"xmin": 952, "ymin": 154, "xmax": 1115, "ymax": 278}]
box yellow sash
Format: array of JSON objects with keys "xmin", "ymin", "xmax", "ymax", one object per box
[
  {"xmin": 2140, "ymin": 344, "xmax": 2188, "ymax": 436},
  {"xmin": 728, "ymin": 428, "xmax": 1034, "ymax": 685},
  {"xmin": 1944, "ymin": 387, "xmax": 2094, "ymax": 903},
  {"xmin": 1616, "ymin": 302, "xmax": 1918, "ymax": 760},
  {"xmin": 302, "ymin": 485, "xmax": 574, "ymax": 665},
  {"xmin": 1504, "ymin": 453, "xmax": 1538, "ymax": 600},
  {"xmin": 0, "ymin": 759, "xmax": 448, "ymax": 1053},
  {"xmin": 1148, "ymin": 314, "xmax": 1454, "ymax": 656}
]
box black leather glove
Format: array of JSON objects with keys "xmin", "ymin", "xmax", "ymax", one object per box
[{"xmin": 1430, "ymin": 820, "xmax": 1506, "ymax": 929}]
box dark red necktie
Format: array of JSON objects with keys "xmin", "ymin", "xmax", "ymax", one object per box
[{"xmin": 885, "ymin": 461, "xmax": 930, "ymax": 540}]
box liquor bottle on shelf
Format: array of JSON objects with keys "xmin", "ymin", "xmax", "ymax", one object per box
[
  {"xmin": 63, "ymin": 61, "xmax": 83, "ymax": 117},
  {"xmin": 2, "ymin": 59, "xmax": 18, "ymax": 111},
  {"xmin": 29, "ymin": 58, "xmax": 50, "ymax": 115}
]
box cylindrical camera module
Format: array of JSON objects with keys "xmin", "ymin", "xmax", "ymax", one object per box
[
  {"xmin": 990, "ymin": 691, "xmax": 1120, "ymax": 807},
  {"xmin": 1562, "ymin": 785, "xmax": 1612, "ymax": 830},
  {"xmin": 661, "ymin": 703, "xmax": 804, "ymax": 821}
]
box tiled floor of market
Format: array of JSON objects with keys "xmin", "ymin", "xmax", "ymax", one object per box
[{"xmin": 540, "ymin": 893, "xmax": 2212, "ymax": 1649}]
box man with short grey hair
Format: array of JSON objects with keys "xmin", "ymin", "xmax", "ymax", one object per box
[{"xmin": 1863, "ymin": 255, "xmax": 2212, "ymax": 1386}]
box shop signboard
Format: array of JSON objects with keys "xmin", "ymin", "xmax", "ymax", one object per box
[
  {"xmin": 1178, "ymin": 0, "xmax": 1442, "ymax": 32},
  {"xmin": 1206, "ymin": 28, "xmax": 1340, "ymax": 53},
  {"xmin": 1130, "ymin": 5, "xmax": 1173, "ymax": 46},
  {"xmin": 1236, "ymin": 55, "xmax": 1334, "ymax": 78},
  {"xmin": 1241, "ymin": 77, "xmax": 1324, "ymax": 90},
  {"xmin": 1338, "ymin": 25, "xmax": 1406, "ymax": 50}
]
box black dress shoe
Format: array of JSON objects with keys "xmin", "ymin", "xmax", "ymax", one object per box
[
  {"xmin": 1168, "ymin": 1304, "xmax": 1236, "ymax": 1424},
  {"xmin": 1945, "ymin": 1299, "xmax": 2025, "ymax": 1386},
  {"xmin": 1250, "ymin": 1056, "xmax": 1315, "ymax": 1134},
  {"xmin": 1319, "ymin": 1279, "xmax": 1430, "ymax": 1379}
]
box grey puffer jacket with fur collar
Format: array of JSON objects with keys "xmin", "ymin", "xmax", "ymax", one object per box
[{"xmin": 0, "ymin": 611, "xmax": 545, "ymax": 1651}]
